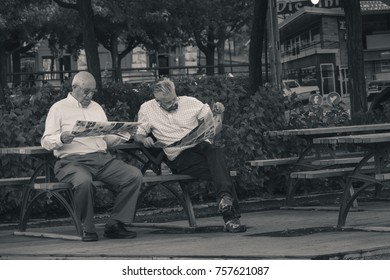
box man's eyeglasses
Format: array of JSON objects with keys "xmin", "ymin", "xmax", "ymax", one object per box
[
  {"xmin": 76, "ymin": 85, "xmax": 97, "ymax": 96},
  {"xmin": 82, "ymin": 88, "xmax": 97, "ymax": 96},
  {"xmin": 156, "ymin": 97, "xmax": 179, "ymax": 112}
]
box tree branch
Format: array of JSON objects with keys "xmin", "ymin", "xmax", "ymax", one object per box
[
  {"xmin": 52, "ymin": 0, "xmax": 78, "ymax": 11},
  {"xmin": 118, "ymin": 41, "xmax": 139, "ymax": 61}
]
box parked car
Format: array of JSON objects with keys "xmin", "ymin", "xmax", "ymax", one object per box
[
  {"xmin": 282, "ymin": 79, "xmax": 320, "ymax": 102},
  {"xmin": 367, "ymin": 80, "xmax": 390, "ymax": 102}
]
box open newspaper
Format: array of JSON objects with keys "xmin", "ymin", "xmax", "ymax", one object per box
[
  {"xmin": 153, "ymin": 110, "xmax": 217, "ymax": 148},
  {"xmin": 71, "ymin": 120, "xmax": 140, "ymax": 138}
]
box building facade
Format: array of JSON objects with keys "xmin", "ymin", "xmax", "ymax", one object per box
[
  {"xmin": 278, "ymin": 0, "xmax": 390, "ymax": 96},
  {"xmin": 14, "ymin": 41, "xmax": 199, "ymax": 87}
]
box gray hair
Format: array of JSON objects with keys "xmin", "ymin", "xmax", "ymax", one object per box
[{"xmin": 153, "ymin": 78, "xmax": 176, "ymax": 96}]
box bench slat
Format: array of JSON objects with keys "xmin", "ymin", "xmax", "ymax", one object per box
[
  {"xmin": 143, "ymin": 174, "xmax": 195, "ymax": 183},
  {"xmin": 375, "ymin": 173, "xmax": 390, "ymax": 181},
  {"xmin": 0, "ymin": 176, "xmax": 46, "ymax": 186},
  {"xmin": 33, "ymin": 182, "xmax": 72, "ymax": 190},
  {"xmin": 291, "ymin": 166, "xmax": 375, "ymax": 179},
  {"xmin": 311, "ymin": 157, "xmax": 375, "ymax": 166},
  {"xmin": 32, "ymin": 171, "xmax": 238, "ymax": 190},
  {"xmin": 249, "ymin": 152, "xmax": 366, "ymax": 167},
  {"xmin": 248, "ymin": 157, "xmax": 299, "ymax": 167}
]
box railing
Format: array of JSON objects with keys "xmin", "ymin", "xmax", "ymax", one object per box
[
  {"xmin": 6, "ymin": 63, "xmax": 249, "ymax": 89},
  {"xmin": 281, "ymin": 40, "xmax": 340, "ymax": 58}
]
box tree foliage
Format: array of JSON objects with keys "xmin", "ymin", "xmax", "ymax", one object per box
[
  {"xmin": 168, "ymin": 0, "xmax": 253, "ymax": 75},
  {"xmin": 93, "ymin": 0, "xmax": 172, "ymax": 82},
  {"xmin": 0, "ymin": 0, "xmax": 257, "ymax": 103},
  {"xmin": 53, "ymin": 0, "xmax": 103, "ymax": 95},
  {"xmin": 45, "ymin": 6, "xmax": 83, "ymax": 61},
  {"xmin": 0, "ymin": 0, "xmax": 53, "ymax": 101}
]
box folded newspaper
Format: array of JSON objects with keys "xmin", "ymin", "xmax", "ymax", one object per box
[
  {"xmin": 71, "ymin": 120, "xmax": 140, "ymax": 137},
  {"xmin": 153, "ymin": 110, "xmax": 216, "ymax": 148}
]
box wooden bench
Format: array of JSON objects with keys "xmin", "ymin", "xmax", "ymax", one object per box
[
  {"xmin": 249, "ymin": 152, "xmax": 372, "ymax": 207},
  {"xmin": 287, "ymin": 165, "xmax": 376, "ymax": 208},
  {"xmin": 14, "ymin": 171, "xmax": 238, "ymax": 240}
]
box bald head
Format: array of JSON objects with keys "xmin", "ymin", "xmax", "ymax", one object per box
[
  {"xmin": 72, "ymin": 71, "xmax": 96, "ymax": 90},
  {"xmin": 71, "ymin": 71, "xmax": 97, "ymax": 107}
]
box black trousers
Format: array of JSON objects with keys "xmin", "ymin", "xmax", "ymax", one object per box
[{"xmin": 166, "ymin": 141, "xmax": 240, "ymax": 221}]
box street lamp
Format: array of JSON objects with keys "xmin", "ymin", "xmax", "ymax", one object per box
[{"xmin": 311, "ymin": 0, "xmax": 320, "ymax": 4}]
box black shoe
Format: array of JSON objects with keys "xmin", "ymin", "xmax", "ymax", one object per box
[
  {"xmin": 104, "ymin": 222, "xmax": 137, "ymax": 239},
  {"xmin": 224, "ymin": 218, "xmax": 247, "ymax": 233},
  {"xmin": 82, "ymin": 231, "xmax": 99, "ymax": 242}
]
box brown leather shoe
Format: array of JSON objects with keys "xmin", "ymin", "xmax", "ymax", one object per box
[
  {"xmin": 82, "ymin": 231, "xmax": 99, "ymax": 242},
  {"xmin": 104, "ymin": 222, "xmax": 137, "ymax": 239}
]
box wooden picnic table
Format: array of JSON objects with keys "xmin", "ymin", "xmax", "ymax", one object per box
[
  {"xmin": 313, "ymin": 132, "xmax": 390, "ymax": 228},
  {"xmin": 259, "ymin": 123, "xmax": 390, "ymax": 168},
  {"xmin": 257, "ymin": 123, "xmax": 390, "ymax": 206}
]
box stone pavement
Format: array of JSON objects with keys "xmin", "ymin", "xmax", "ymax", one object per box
[{"xmin": 1, "ymin": 200, "xmax": 390, "ymax": 260}]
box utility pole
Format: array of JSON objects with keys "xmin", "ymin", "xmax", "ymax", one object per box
[{"xmin": 267, "ymin": 0, "xmax": 282, "ymax": 91}]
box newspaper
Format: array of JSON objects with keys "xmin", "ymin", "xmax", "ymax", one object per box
[
  {"xmin": 71, "ymin": 120, "xmax": 140, "ymax": 137},
  {"xmin": 153, "ymin": 111, "xmax": 216, "ymax": 148}
]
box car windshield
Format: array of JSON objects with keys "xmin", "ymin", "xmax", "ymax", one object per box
[
  {"xmin": 286, "ymin": 81, "xmax": 298, "ymax": 88},
  {"xmin": 369, "ymin": 81, "xmax": 390, "ymax": 88}
]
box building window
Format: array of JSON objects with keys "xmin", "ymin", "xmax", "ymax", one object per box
[
  {"xmin": 381, "ymin": 60, "xmax": 390, "ymax": 72},
  {"xmin": 42, "ymin": 56, "xmax": 56, "ymax": 80},
  {"xmin": 311, "ymin": 26, "xmax": 321, "ymax": 42},
  {"xmin": 301, "ymin": 31, "xmax": 310, "ymax": 47}
]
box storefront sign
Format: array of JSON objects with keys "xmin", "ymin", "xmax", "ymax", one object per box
[
  {"xmin": 277, "ymin": 0, "xmax": 390, "ymax": 14},
  {"xmin": 277, "ymin": 0, "xmax": 340, "ymax": 14}
]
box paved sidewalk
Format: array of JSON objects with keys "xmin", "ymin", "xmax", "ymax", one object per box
[{"xmin": 1, "ymin": 200, "xmax": 390, "ymax": 260}]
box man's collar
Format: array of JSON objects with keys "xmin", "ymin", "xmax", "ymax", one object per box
[{"xmin": 67, "ymin": 92, "xmax": 85, "ymax": 108}]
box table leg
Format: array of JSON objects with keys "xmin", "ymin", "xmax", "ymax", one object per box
[{"xmin": 337, "ymin": 151, "xmax": 375, "ymax": 228}]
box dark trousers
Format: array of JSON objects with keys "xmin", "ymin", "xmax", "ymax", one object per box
[
  {"xmin": 54, "ymin": 152, "xmax": 143, "ymax": 233},
  {"xmin": 166, "ymin": 141, "xmax": 240, "ymax": 221}
]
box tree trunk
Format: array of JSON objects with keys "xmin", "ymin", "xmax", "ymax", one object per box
[
  {"xmin": 12, "ymin": 51, "xmax": 21, "ymax": 86},
  {"xmin": 205, "ymin": 49, "xmax": 215, "ymax": 75},
  {"xmin": 341, "ymin": 0, "xmax": 367, "ymax": 124},
  {"xmin": 249, "ymin": 0, "xmax": 269, "ymax": 94},
  {"xmin": 0, "ymin": 46, "xmax": 8, "ymax": 103},
  {"xmin": 110, "ymin": 36, "xmax": 122, "ymax": 83},
  {"xmin": 217, "ymin": 39, "xmax": 226, "ymax": 75},
  {"xmin": 78, "ymin": 0, "xmax": 103, "ymax": 94}
]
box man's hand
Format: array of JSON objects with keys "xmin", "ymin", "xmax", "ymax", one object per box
[
  {"xmin": 141, "ymin": 137, "xmax": 155, "ymax": 148},
  {"xmin": 212, "ymin": 102, "xmax": 224, "ymax": 135},
  {"xmin": 60, "ymin": 131, "xmax": 75, "ymax": 144},
  {"xmin": 212, "ymin": 102, "xmax": 225, "ymax": 114}
]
